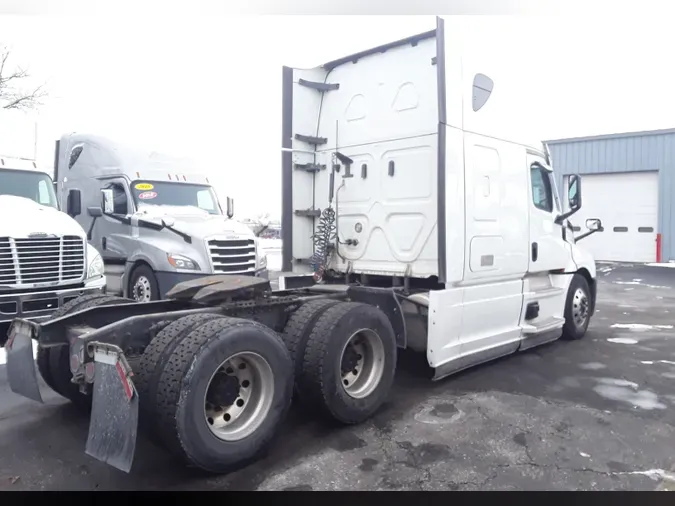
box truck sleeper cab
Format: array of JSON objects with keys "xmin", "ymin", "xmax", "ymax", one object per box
[
  {"xmin": 281, "ymin": 17, "xmax": 601, "ymax": 379},
  {"xmin": 2, "ymin": 17, "xmax": 601, "ymax": 475},
  {"xmin": 54, "ymin": 134, "xmax": 268, "ymax": 302}
]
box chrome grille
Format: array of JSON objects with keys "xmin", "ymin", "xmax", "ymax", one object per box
[
  {"xmin": 0, "ymin": 237, "xmax": 14, "ymax": 284},
  {"xmin": 0, "ymin": 236, "xmax": 86, "ymax": 286},
  {"xmin": 207, "ymin": 238, "xmax": 256, "ymax": 274}
]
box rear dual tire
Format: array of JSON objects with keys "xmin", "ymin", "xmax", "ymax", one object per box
[
  {"xmin": 138, "ymin": 315, "xmax": 293, "ymax": 474},
  {"xmin": 283, "ymin": 301, "xmax": 397, "ymax": 425},
  {"xmin": 135, "ymin": 313, "xmax": 227, "ymax": 436}
]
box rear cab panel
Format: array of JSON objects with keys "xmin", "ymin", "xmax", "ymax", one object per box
[{"xmin": 283, "ymin": 30, "xmax": 441, "ymax": 279}]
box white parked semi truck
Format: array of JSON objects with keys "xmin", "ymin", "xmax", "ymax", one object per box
[
  {"xmin": 3, "ymin": 17, "xmax": 601, "ymax": 475},
  {"xmin": 53, "ymin": 133, "xmax": 268, "ymax": 302},
  {"xmin": 0, "ymin": 155, "xmax": 106, "ymax": 341}
]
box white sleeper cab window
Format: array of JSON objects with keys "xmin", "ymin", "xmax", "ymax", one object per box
[{"xmin": 69, "ymin": 146, "xmax": 84, "ymax": 169}]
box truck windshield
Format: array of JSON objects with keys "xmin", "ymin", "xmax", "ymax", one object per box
[
  {"xmin": 130, "ymin": 180, "xmax": 222, "ymax": 215},
  {"xmin": 0, "ymin": 168, "xmax": 58, "ymax": 208}
]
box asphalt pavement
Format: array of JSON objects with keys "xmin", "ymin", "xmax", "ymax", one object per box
[{"xmin": 1, "ymin": 262, "xmax": 675, "ymax": 491}]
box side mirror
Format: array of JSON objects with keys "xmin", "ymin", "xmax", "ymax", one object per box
[
  {"xmin": 575, "ymin": 218, "xmax": 603, "ymax": 242},
  {"xmin": 67, "ymin": 189, "xmax": 82, "ymax": 217},
  {"xmin": 568, "ymin": 174, "xmax": 581, "ymax": 211},
  {"xmin": 101, "ymin": 189, "xmax": 115, "ymax": 215},
  {"xmin": 226, "ymin": 197, "xmax": 234, "ymax": 219},
  {"xmin": 586, "ymin": 218, "xmax": 602, "ymax": 231},
  {"xmin": 87, "ymin": 206, "xmax": 103, "ymax": 218}
]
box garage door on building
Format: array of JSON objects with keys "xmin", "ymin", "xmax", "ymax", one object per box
[{"xmin": 563, "ymin": 172, "xmax": 658, "ymax": 263}]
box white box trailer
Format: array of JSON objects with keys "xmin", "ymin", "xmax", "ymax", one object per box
[{"xmin": 2, "ymin": 17, "xmax": 601, "ymax": 475}]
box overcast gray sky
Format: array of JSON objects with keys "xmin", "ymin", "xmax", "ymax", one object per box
[{"xmin": 1, "ymin": 12, "xmax": 674, "ymax": 218}]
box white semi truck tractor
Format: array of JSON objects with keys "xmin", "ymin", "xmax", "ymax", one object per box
[
  {"xmin": 3, "ymin": 17, "xmax": 601, "ymax": 475},
  {"xmin": 0, "ymin": 156, "xmax": 106, "ymax": 342}
]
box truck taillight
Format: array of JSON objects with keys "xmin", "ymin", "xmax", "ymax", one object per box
[{"xmin": 70, "ymin": 352, "xmax": 80, "ymax": 374}]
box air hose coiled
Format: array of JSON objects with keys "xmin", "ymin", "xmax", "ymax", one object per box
[{"xmin": 311, "ymin": 206, "xmax": 337, "ymax": 281}]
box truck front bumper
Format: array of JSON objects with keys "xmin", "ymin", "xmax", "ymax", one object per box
[{"xmin": 0, "ymin": 276, "xmax": 107, "ymax": 327}]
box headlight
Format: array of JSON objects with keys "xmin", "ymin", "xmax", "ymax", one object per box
[
  {"xmin": 167, "ymin": 253, "xmax": 200, "ymax": 271},
  {"xmin": 257, "ymin": 252, "xmax": 267, "ymax": 270},
  {"xmin": 87, "ymin": 248, "xmax": 104, "ymax": 279}
]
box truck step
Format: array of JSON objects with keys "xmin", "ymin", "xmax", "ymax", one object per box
[
  {"xmin": 294, "ymin": 163, "xmax": 326, "ymax": 172},
  {"xmin": 521, "ymin": 316, "xmax": 565, "ymax": 335},
  {"xmin": 295, "ymin": 134, "xmax": 328, "ymax": 145},
  {"xmin": 295, "ymin": 209, "xmax": 321, "ymax": 218}
]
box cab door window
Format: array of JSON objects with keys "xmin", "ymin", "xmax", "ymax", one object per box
[
  {"xmin": 530, "ymin": 164, "xmax": 553, "ymax": 213},
  {"xmin": 104, "ymin": 182, "xmax": 129, "ymax": 215}
]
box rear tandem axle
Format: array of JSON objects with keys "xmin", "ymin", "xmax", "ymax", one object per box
[{"xmin": 4, "ymin": 275, "xmax": 405, "ymax": 474}]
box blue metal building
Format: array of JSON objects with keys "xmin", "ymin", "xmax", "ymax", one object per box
[{"xmin": 545, "ymin": 128, "xmax": 675, "ymax": 263}]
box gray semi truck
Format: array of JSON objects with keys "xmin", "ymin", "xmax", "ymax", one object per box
[{"xmin": 54, "ymin": 133, "xmax": 268, "ymax": 302}]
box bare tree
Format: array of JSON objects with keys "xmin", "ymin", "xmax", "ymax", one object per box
[{"xmin": 0, "ymin": 46, "xmax": 47, "ymax": 111}]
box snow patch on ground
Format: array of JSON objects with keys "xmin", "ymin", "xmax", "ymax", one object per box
[
  {"xmin": 593, "ymin": 378, "xmax": 666, "ymax": 410},
  {"xmin": 611, "ymin": 323, "xmax": 673, "ymax": 331},
  {"xmin": 579, "ymin": 362, "xmax": 607, "ymax": 371},
  {"xmin": 619, "ymin": 469, "xmax": 675, "ymax": 481},
  {"xmin": 614, "ymin": 281, "xmax": 671, "ymax": 289},
  {"xmin": 642, "ymin": 360, "xmax": 675, "ymax": 366},
  {"xmin": 597, "ymin": 378, "xmax": 640, "ymax": 389},
  {"xmin": 607, "ymin": 337, "xmax": 639, "ymax": 344}
]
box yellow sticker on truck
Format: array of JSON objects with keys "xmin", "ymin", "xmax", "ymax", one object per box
[{"xmin": 135, "ymin": 183, "xmax": 154, "ymax": 190}]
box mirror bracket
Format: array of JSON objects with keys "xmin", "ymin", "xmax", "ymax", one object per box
[
  {"xmin": 555, "ymin": 208, "xmax": 578, "ymax": 225},
  {"xmin": 575, "ymin": 218, "xmax": 603, "ymax": 242}
]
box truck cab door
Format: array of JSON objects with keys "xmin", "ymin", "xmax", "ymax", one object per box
[{"xmin": 527, "ymin": 154, "xmax": 570, "ymax": 273}]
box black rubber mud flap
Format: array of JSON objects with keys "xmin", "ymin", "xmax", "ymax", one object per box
[
  {"xmin": 5, "ymin": 319, "xmax": 43, "ymax": 403},
  {"xmin": 85, "ymin": 344, "xmax": 139, "ymax": 473}
]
